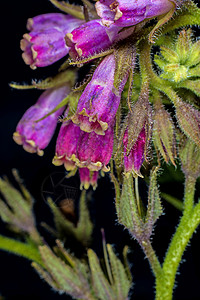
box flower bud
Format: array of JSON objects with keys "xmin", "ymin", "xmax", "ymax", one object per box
[
  {"xmin": 79, "ymin": 168, "xmax": 98, "ymax": 190},
  {"xmin": 95, "ymin": 0, "xmax": 175, "ymax": 27},
  {"xmin": 175, "ymin": 98, "xmax": 200, "ymax": 148},
  {"xmin": 21, "ymin": 13, "xmax": 84, "ymax": 69},
  {"xmin": 153, "ymin": 101, "xmax": 176, "ymax": 165},
  {"xmin": 179, "ymin": 134, "xmax": 200, "ymax": 179},
  {"xmin": 154, "ymin": 29, "xmax": 200, "ymax": 82},
  {"xmin": 124, "ymin": 87, "xmax": 153, "ymax": 168},
  {"xmin": 13, "ymin": 86, "xmax": 70, "ymax": 156},
  {"xmin": 123, "ymin": 127, "xmax": 146, "ymax": 176}
]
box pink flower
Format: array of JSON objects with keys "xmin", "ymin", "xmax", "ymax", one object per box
[
  {"xmin": 21, "ymin": 13, "xmax": 84, "ymax": 69},
  {"xmin": 79, "ymin": 168, "xmax": 98, "ymax": 190},
  {"xmin": 53, "ymin": 121, "xmax": 81, "ymax": 171},
  {"xmin": 13, "ymin": 86, "xmax": 70, "ymax": 156},
  {"xmin": 53, "ymin": 121, "xmax": 114, "ymax": 172},
  {"xmin": 95, "ymin": 0, "xmax": 175, "ymax": 27},
  {"xmin": 123, "ymin": 127, "xmax": 146, "ymax": 176},
  {"xmin": 72, "ymin": 54, "xmax": 127, "ymax": 135},
  {"xmin": 65, "ymin": 19, "xmax": 134, "ymax": 60}
]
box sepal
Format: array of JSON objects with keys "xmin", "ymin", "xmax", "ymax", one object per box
[
  {"xmin": 87, "ymin": 243, "xmax": 132, "ymax": 300},
  {"xmin": 0, "ymin": 171, "xmax": 41, "ymax": 244},
  {"xmin": 174, "ymin": 98, "xmax": 200, "ymax": 148},
  {"xmin": 178, "ymin": 134, "xmax": 200, "ymax": 179},
  {"xmin": 116, "ymin": 174, "xmax": 144, "ymax": 238},
  {"xmin": 113, "ymin": 169, "xmax": 162, "ymax": 240},
  {"xmin": 11, "ymin": 69, "xmax": 76, "ymax": 90},
  {"xmin": 47, "ymin": 190, "xmax": 93, "ymax": 247},
  {"xmin": 153, "ymin": 100, "xmax": 177, "ymax": 165},
  {"xmin": 49, "ymin": 0, "xmax": 85, "ymax": 19},
  {"xmin": 145, "ymin": 167, "xmax": 163, "ymax": 239},
  {"xmin": 33, "ymin": 243, "xmax": 92, "ymax": 297}
]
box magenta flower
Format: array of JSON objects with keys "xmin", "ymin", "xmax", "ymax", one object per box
[
  {"xmin": 79, "ymin": 168, "xmax": 98, "ymax": 190},
  {"xmin": 72, "ymin": 54, "xmax": 128, "ymax": 135},
  {"xmin": 95, "ymin": 0, "xmax": 175, "ymax": 27},
  {"xmin": 76, "ymin": 125, "xmax": 114, "ymax": 171},
  {"xmin": 21, "ymin": 13, "xmax": 84, "ymax": 69},
  {"xmin": 53, "ymin": 121, "xmax": 114, "ymax": 172},
  {"xmin": 65, "ymin": 19, "xmax": 134, "ymax": 60},
  {"xmin": 123, "ymin": 126, "xmax": 146, "ymax": 176},
  {"xmin": 53, "ymin": 121, "xmax": 81, "ymax": 171},
  {"xmin": 13, "ymin": 86, "xmax": 69, "ymax": 156},
  {"xmin": 65, "ymin": 19, "xmax": 119, "ymax": 60}
]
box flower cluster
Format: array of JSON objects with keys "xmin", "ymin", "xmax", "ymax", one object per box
[{"xmin": 13, "ymin": 0, "xmax": 199, "ymax": 189}]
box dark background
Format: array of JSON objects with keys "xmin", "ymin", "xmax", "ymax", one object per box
[{"xmin": 1, "ymin": 1, "xmax": 200, "ymax": 299}]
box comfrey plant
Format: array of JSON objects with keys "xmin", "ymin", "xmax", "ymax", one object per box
[{"xmin": 1, "ymin": 0, "xmax": 200, "ymax": 299}]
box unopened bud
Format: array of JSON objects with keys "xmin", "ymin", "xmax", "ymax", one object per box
[
  {"xmin": 179, "ymin": 134, "xmax": 200, "ymax": 179},
  {"xmin": 153, "ymin": 101, "xmax": 176, "ymax": 165},
  {"xmin": 175, "ymin": 98, "xmax": 200, "ymax": 148}
]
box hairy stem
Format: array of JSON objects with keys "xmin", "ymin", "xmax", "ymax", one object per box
[
  {"xmin": 139, "ymin": 37, "xmax": 200, "ymax": 299},
  {"xmin": 183, "ymin": 175, "xmax": 196, "ymax": 214},
  {"xmin": 155, "ymin": 176, "xmax": 199, "ymax": 300},
  {"xmin": 139, "ymin": 239, "xmax": 162, "ymax": 278}
]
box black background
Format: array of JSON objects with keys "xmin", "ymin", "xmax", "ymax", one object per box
[{"xmin": 1, "ymin": 1, "xmax": 200, "ymax": 299}]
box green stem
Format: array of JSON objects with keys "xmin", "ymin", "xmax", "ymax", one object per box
[
  {"xmin": 138, "ymin": 39, "xmax": 171, "ymax": 91},
  {"xmin": 0, "ymin": 235, "xmax": 44, "ymax": 266},
  {"xmin": 161, "ymin": 192, "xmax": 183, "ymax": 211},
  {"xmin": 183, "ymin": 175, "xmax": 196, "ymax": 214},
  {"xmin": 155, "ymin": 177, "xmax": 199, "ymax": 300},
  {"xmin": 140, "ymin": 239, "xmax": 162, "ymax": 278}
]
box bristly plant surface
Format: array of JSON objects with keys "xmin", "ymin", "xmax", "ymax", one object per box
[{"xmin": 1, "ymin": 0, "xmax": 200, "ymax": 299}]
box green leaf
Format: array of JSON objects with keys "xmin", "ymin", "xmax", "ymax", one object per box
[
  {"xmin": 107, "ymin": 244, "xmax": 132, "ymax": 299},
  {"xmin": 161, "ymin": 192, "xmax": 183, "ymax": 211},
  {"xmin": 177, "ymin": 79, "xmax": 200, "ymax": 97},
  {"xmin": 87, "ymin": 249, "xmax": 115, "ymax": 300},
  {"xmin": 0, "ymin": 178, "xmax": 31, "ymax": 216},
  {"xmin": 32, "ymin": 262, "xmax": 60, "ymax": 291},
  {"xmin": 0, "ymin": 235, "xmax": 43, "ymax": 266},
  {"xmin": 39, "ymin": 245, "xmax": 91, "ymax": 298},
  {"xmin": 0, "ymin": 177, "xmax": 41, "ymax": 244}
]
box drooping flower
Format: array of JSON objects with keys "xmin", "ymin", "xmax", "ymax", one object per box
[
  {"xmin": 72, "ymin": 49, "xmax": 132, "ymax": 134},
  {"xmin": 76, "ymin": 125, "xmax": 114, "ymax": 171},
  {"xmin": 53, "ymin": 120, "xmax": 81, "ymax": 171},
  {"xmin": 95, "ymin": 0, "xmax": 175, "ymax": 27},
  {"xmin": 79, "ymin": 168, "xmax": 98, "ymax": 190},
  {"xmin": 13, "ymin": 85, "xmax": 70, "ymax": 156},
  {"xmin": 65, "ymin": 19, "xmax": 135, "ymax": 60},
  {"xmin": 72, "ymin": 54, "xmax": 127, "ymax": 135},
  {"xmin": 21, "ymin": 13, "xmax": 84, "ymax": 69},
  {"xmin": 123, "ymin": 127, "xmax": 146, "ymax": 176},
  {"xmin": 53, "ymin": 120, "xmax": 114, "ymax": 172}
]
